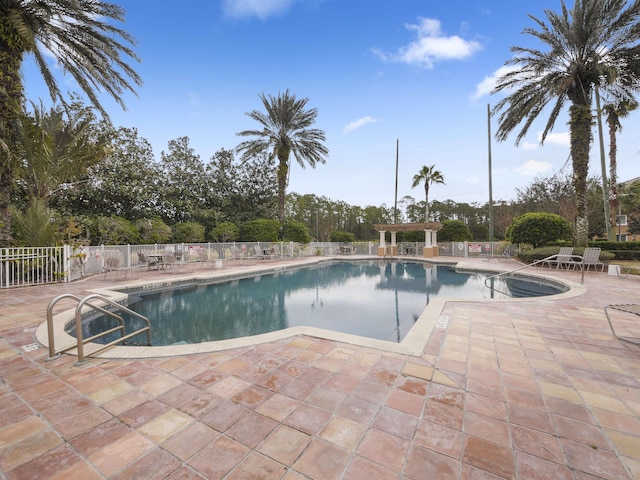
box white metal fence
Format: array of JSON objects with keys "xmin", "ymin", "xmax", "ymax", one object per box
[{"xmin": 0, "ymin": 241, "xmax": 514, "ymax": 289}]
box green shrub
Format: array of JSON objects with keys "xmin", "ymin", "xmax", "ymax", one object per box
[
  {"xmin": 94, "ymin": 216, "xmax": 140, "ymax": 245},
  {"xmin": 438, "ymin": 220, "xmax": 473, "ymax": 242},
  {"xmin": 283, "ymin": 219, "xmax": 311, "ymax": 243},
  {"xmin": 172, "ymin": 222, "xmax": 205, "ymax": 243},
  {"xmin": 329, "ymin": 230, "xmax": 356, "ymax": 242},
  {"xmin": 10, "ymin": 198, "xmax": 59, "ymax": 247},
  {"xmin": 506, "ymin": 213, "xmax": 572, "ymax": 248},
  {"xmin": 208, "ymin": 221, "xmax": 239, "ymax": 242},
  {"xmin": 136, "ymin": 217, "xmax": 172, "ymax": 244},
  {"xmin": 239, "ymin": 219, "xmax": 280, "ymax": 242}
]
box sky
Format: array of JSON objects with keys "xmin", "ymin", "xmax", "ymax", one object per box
[{"xmin": 21, "ymin": 0, "xmax": 640, "ymax": 209}]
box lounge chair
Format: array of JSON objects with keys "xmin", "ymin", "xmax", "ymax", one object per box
[
  {"xmin": 541, "ymin": 247, "xmax": 575, "ymax": 269},
  {"xmin": 572, "ymin": 247, "xmax": 605, "ymax": 272}
]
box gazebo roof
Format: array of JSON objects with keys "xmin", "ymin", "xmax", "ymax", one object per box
[{"xmin": 373, "ymin": 222, "xmax": 441, "ymax": 232}]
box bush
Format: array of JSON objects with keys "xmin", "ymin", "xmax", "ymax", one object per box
[
  {"xmin": 239, "ymin": 219, "xmax": 280, "ymax": 242},
  {"xmin": 136, "ymin": 217, "xmax": 172, "ymax": 244},
  {"xmin": 208, "ymin": 221, "xmax": 239, "ymax": 242},
  {"xmin": 506, "ymin": 212, "xmax": 572, "ymax": 248},
  {"xmin": 283, "ymin": 219, "xmax": 311, "ymax": 243},
  {"xmin": 438, "ymin": 220, "xmax": 473, "ymax": 242},
  {"xmin": 517, "ymin": 246, "xmax": 615, "ymax": 265},
  {"xmin": 329, "ymin": 230, "xmax": 356, "ymax": 243},
  {"xmin": 94, "ymin": 216, "xmax": 140, "ymax": 245},
  {"xmin": 172, "ymin": 222, "xmax": 205, "ymax": 243}
]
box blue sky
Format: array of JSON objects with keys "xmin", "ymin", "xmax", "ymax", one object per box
[{"xmin": 22, "ymin": 0, "xmax": 640, "ymax": 208}]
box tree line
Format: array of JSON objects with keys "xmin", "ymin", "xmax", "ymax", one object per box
[
  {"xmin": 3, "ymin": 0, "xmax": 640, "ymax": 247},
  {"xmin": 5, "ymin": 99, "xmax": 640, "ymax": 246}
]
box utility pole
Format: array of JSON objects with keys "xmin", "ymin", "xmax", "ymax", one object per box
[
  {"xmin": 394, "ymin": 139, "xmax": 399, "ymax": 224},
  {"xmin": 487, "ymin": 104, "xmax": 494, "ymax": 244},
  {"xmin": 595, "ymin": 87, "xmax": 612, "ymax": 240}
]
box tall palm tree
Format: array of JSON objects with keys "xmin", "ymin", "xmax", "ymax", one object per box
[
  {"xmin": 236, "ymin": 90, "xmax": 328, "ymax": 238},
  {"xmin": 603, "ymin": 99, "xmax": 637, "ymax": 221},
  {"xmin": 0, "ymin": 0, "xmax": 142, "ymax": 246},
  {"xmin": 491, "ymin": 0, "xmax": 640, "ymax": 246},
  {"xmin": 411, "ymin": 164, "xmax": 445, "ymax": 223}
]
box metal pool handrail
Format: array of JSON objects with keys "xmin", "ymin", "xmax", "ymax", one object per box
[
  {"xmin": 483, "ymin": 255, "xmax": 575, "ymax": 296},
  {"xmin": 46, "ymin": 293, "xmax": 152, "ymax": 365}
]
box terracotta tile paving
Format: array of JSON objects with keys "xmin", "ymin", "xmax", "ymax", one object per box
[{"xmin": 0, "ymin": 258, "xmax": 639, "ymax": 479}]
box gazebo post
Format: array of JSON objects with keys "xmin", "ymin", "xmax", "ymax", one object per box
[
  {"xmin": 431, "ymin": 229, "xmax": 439, "ymax": 256},
  {"xmin": 377, "ymin": 230, "xmax": 387, "ymax": 256},
  {"xmin": 423, "ymin": 229, "xmax": 434, "ymax": 258},
  {"xmin": 390, "ymin": 231, "xmax": 398, "ymax": 256}
]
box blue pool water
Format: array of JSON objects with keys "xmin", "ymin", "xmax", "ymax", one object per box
[{"xmin": 78, "ymin": 261, "xmax": 565, "ymax": 346}]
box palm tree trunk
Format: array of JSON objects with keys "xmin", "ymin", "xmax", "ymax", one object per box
[
  {"xmin": 0, "ymin": 27, "xmax": 26, "ymax": 247},
  {"xmin": 424, "ymin": 184, "xmax": 430, "ymax": 223},
  {"xmin": 276, "ymin": 149, "xmax": 290, "ymax": 239},
  {"xmin": 607, "ymin": 116, "xmax": 619, "ymax": 223},
  {"xmin": 569, "ymin": 103, "xmax": 592, "ymax": 247}
]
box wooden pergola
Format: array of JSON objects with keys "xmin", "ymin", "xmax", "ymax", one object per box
[
  {"xmin": 373, "ymin": 222, "xmax": 441, "ymax": 232},
  {"xmin": 373, "ymin": 222, "xmax": 442, "ymax": 258}
]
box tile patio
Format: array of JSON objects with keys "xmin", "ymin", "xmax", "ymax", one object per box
[{"xmin": 0, "ymin": 257, "xmax": 639, "ymax": 479}]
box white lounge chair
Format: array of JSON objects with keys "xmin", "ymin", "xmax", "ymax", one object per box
[
  {"xmin": 541, "ymin": 247, "xmax": 575, "ymax": 269},
  {"xmin": 578, "ymin": 247, "xmax": 605, "ymax": 272}
]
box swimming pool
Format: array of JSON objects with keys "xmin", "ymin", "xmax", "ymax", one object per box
[{"xmin": 76, "ymin": 260, "xmax": 566, "ymax": 346}]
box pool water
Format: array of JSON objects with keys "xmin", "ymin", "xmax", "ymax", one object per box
[{"xmin": 78, "ymin": 261, "xmax": 564, "ymax": 346}]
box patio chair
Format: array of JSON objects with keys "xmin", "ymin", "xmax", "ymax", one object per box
[
  {"xmin": 576, "ymin": 247, "xmax": 605, "ymax": 272},
  {"xmin": 103, "ymin": 255, "xmax": 128, "ymax": 280},
  {"xmin": 137, "ymin": 252, "xmax": 159, "ymax": 271},
  {"xmin": 196, "ymin": 248, "xmax": 212, "ymax": 269},
  {"xmin": 541, "ymin": 247, "xmax": 574, "ymax": 269},
  {"xmin": 162, "ymin": 253, "xmax": 178, "ymax": 272}
]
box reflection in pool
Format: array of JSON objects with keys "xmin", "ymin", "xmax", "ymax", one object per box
[{"xmin": 76, "ymin": 261, "xmax": 565, "ymax": 346}]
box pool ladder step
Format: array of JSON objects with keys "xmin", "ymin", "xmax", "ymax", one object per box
[{"xmin": 46, "ymin": 293, "xmax": 152, "ymax": 365}]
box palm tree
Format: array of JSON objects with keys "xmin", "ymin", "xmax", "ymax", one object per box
[
  {"xmin": 16, "ymin": 101, "xmax": 107, "ymax": 202},
  {"xmin": 491, "ymin": 0, "xmax": 640, "ymax": 246},
  {"xmin": 411, "ymin": 164, "xmax": 445, "ymax": 223},
  {"xmin": 0, "ymin": 0, "xmax": 142, "ymax": 246},
  {"xmin": 603, "ymin": 99, "xmax": 637, "ymax": 221},
  {"xmin": 236, "ymin": 90, "xmax": 328, "ymax": 238}
]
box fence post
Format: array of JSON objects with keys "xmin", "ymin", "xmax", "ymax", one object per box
[{"xmin": 63, "ymin": 244, "xmax": 72, "ymax": 282}]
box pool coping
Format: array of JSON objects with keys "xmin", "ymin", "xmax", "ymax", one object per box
[{"xmin": 35, "ymin": 256, "xmax": 586, "ymax": 359}]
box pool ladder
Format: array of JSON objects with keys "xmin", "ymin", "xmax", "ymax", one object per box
[{"xmin": 46, "ymin": 293, "xmax": 152, "ymax": 365}]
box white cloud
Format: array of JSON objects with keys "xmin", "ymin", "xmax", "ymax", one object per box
[
  {"xmin": 538, "ymin": 131, "xmax": 570, "ymax": 147},
  {"xmin": 342, "ymin": 116, "xmax": 379, "ymax": 134},
  {"xmin": 222, "ymin": 0, "xmax": 295, "ymax": 20},
  {"xmin": 375, "ymin": 17, "xmax": 482, "ymax": 69},
  {"xmin": 473, "ymin": 65, "xmax": 519, "ymax": 99},
  {"xmin": 516, "ymin": 159, "xmax": 554, "ymax": 176},
  {"xmin": 519, "ymin": 131, "xmax": 569, "ymax": 150}
]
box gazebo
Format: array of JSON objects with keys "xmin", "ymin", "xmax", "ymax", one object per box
[{"xmin": 373, "ymin": 222, "xmax": 441, "ymax": 258}]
